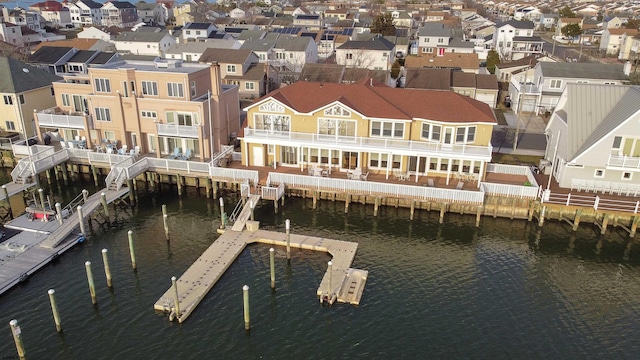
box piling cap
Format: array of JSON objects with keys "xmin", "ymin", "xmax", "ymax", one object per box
[
  {"xmin": 9, "ymin": 319, "xmax": 17, "ymax": 326},
  {"xmin": 243, "ymin": 285, "xmax": 249, "ymax": 290},
  {"xmin": 328, "ymin": 261, "xmax": 332, "ymax": 266},
  {"xmin": 270, "ymin": 247, "xmax": 274, "ymax": 252},
  {"xmin": 1, "ymin": 184, "xmax": 5, "ymax": 189},
  {"xmin": 85, "ymin": 261, "xmax": 91, "ymax": 266},
  {"xmin": 101, "ymin": 192, "xmax": 105, "ymax": 196},
  {"xmin": 219, "ymin": 198, "xmax": 224, "ymax": 206},
  {"xmin": 171, "ymin": 276, "xmax": 177, "ymax": 281},
  {"xmin": 128, "ymin": 230, "xmax": 133, "ymax": 235},
  {"xmin": 48, "ymin": 289, "xmax": 55, "ymax": 295},
  {"xmin": 286, "ymin": 219, "xmax": 290, "ymax": 229},
  {"xmin": 102, "ymin": 249, "xmax": 108, "ymax": 253},
  {"xmin": 38, "ymin": 188, "xmax": 43, "ymax": 192}
]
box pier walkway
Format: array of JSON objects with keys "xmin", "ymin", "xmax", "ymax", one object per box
[
  {"xmin": 153, "ymin": 229, "xmax": 367, "ymax": 323},
  {"xmin": 0, "ymin": 182, "xmax": 36, "ymax": 201},
  {"xmin": 0, "ymin": 187, "xmax": 129, "ymax": 296},
  {"xmin": 231, "ymin": 194, "xmax": 261, "ymax": 232}
]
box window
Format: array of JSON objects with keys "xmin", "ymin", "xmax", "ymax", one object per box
[
  {"xmin": 467, "ymin": 126, "xmax": 476, "ymax": 142},
  {"xmin": 95, "ymin": 107, "xmax": 111, "ymax": 121},
  {"xmin": 604, "ymin": 82, "xmax": 616, "ymax": 85},
  {"xmin": 422, "ymin": 47, "xmax": 433, "ymax": 53},
  {"xmin": 550, "ymin": 79, "xmax": 562, "ymax": 89},
  {"xmin": 5, "ymin": 121, "xmax": 15, "ymax": 130},
  {"xmin": 421, "ymin": 123, "xmax": 441, "ymax": 141},
  {"xmin": 612, "ymin": 136, "xmax": 623, "ymax": 153},
  {"xmin": 369, "ymin": 153, "xmax": 401, "ymax": 169},
  {"xmin": 622, "ymin": 172, "xmax": 633, "ymax": 180},
  {"xmin": 318, "ymin": 118, "xmax": 355, "ymax": 136},
  {"xmin": 166, "ymin": 111, "xmax": 199, "ymax": 126},
  {"xmin": 456, "ymin": 127, "xmax": 465, "ymax": 142},
  {"xmin": 324, "ymin": 105, "xmax": 350, "ymax": 117},
  {"xmin": 227, "ymin": 80, "xmax": 240, "ymax": 86},
  {"xmin": 371, "ymin": 121, "xmax": 404, "ymax": 138},
  {"xmin": 276, "ymin": 52, "xmax": 286, "ymax": 60},
  {"xmin": 3, "ymin": 95, "xmax": 12, "ymax": 105},
  {"xmin": 576, "ymin": 80, "xmax": 589, "ymax": 84},
  {"xmin": 190, "ymin": 81, "xmax": 196, "ymax": 96},
  {"xmin": 267, "ymin": 144, "xmax": 275, "ymax": 155},
  {"xmin": 594, "ymin": 169, "xmax": 605, "ymax": 178},
  {"xmin": 95, "ymin": 78, "xmax": 111, "ymax": 93},
  {"xmin": 104, "ymin": 130, "xmax": 115, "ymax": 141},
  {"xmin": 19, "ymin": 94, "xmax": 25, "ymax": 104},
  {"xmin": 186, "ymin": 30, "xmax": 190, "ymax": 35},
  {"xmin": 345, "ymin": 53, "xmax": 353, "ymax": 60},
  {"xmin": 227, "ymin": 64, "xmax": 236, "ymax": 73},
  {"xmin": 50, "ymin": 87, "xmax": 55, "ymax": 96},
  {"xmin": 167, "ymin": 82, "xmax": 184, "ymax": 98},
  {"xmin": 255, "ymin": 114, "xmax": 291, "ymax": 132},
  {"xmin": 141, "ymin": 110, "xmax": 157, "ymax": 118},
  {"xmin": 141, "ymin": 81, "xmax": 158, "ymax": 96},
  {"xmin": 454, "ymin": 126, "xmax": 476, "ymax": 143},
  {"xmin": 245, "ymin": 82, "xmax": 255, "ymax": 90},
  {"xmin": 437, "ymin": 38, "xmax": 444, "ymax": 43},
  {"xmin": 424, "ymin": 37, "xmax": 430, "ymax": 43},
  {"xmin": 62, "ymin": 94, "xmax": 70, "ymax": 107}
]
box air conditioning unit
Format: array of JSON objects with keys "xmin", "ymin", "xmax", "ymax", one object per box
[{"xmin": 539, "ymin": 159, "xmax": 551, "ymax": 175}]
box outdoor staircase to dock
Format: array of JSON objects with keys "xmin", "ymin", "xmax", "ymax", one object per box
[{"xmin": 231, "ymin": 194, "xmax": 262, "ymax": 232}]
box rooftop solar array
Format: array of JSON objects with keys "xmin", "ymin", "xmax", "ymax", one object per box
[{"xmin": 272, "ymin": 27, "xmax": 302, "ymax": 34}]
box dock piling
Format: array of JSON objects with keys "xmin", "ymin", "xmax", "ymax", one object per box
[
  {"xmin": 250, "ymin": 199, "xmax": 254, "ymax": 221},
  {"xmin": 82, "ymin": 189, "xmax": 89, "ymax": 203},
  {"xmin": 219, "ymin": 198, "xmax": 225, "ymax": 230},
  {"xmin": 102, "ymin": 249, "xmax": 112, "ymax": 288},
  {"xmin": 243, "ymin": 285, "xmax": 250, "ymax": 330},
  {"xmin": 100, "ymin": 192, "xmax": 109, "ymax": 219},
  {"xmin": 2, "ymin": 185, "xmax": 12, "ymax": 218},
  {"xmin": 47, "ymin": 289, "xmax": 62, "ymax": 332},
  {"xmin": 85, "ymin": 261, "xmax": 97, "ymax": 305},
  {"xmin": 270, "ymin": 248, "xmax": 276, "ymax": 289},
  {"xmin": 285, "ymin": 219, "xmax": 291, "ymax": 260},
  {"xmin": 476, "ymin": 206, "xmax": 482, "ymax": 227},
  {"xmin": 38, "ymin": 188, "xmax": 45, "ymax": 210},
  {"xmin": 374, "ymin": 197, "xmax": 380, "ymax": 216},
  {"xmin": 128, "ymin": 230, "xmax": 136, "ymax": 271},
  {"xmin": 91, "ymin": 165, "xmax": 98, "ymax": 186},
  {"xmin": 162, "ymin": 205, "xmax": 169, "ymax": 239},
  {"xmin": 172, "ymin": 276, "xmax": 181, "ymax": 320},
  {"xmin": 77, "ymin": 206, "xmax": 86, "ymax": 235},
  {"xmin": 55, "ymin": 203, "xmax": 63, "ymax": 225},
  {"xmin": 410, "ymin": 200, "xmax": 415, "ymax": 220},
  {"xmin": 327, "ymin": 261, "xmax": 333, "ymax": 297},
  {"xmin": 9, "ymin": 319, "xmax": 25, "ymax": 359}
]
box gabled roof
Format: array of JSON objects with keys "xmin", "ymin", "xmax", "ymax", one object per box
[
  {"xmin": 199, "ymin": 48, "xmax": 254, "ymax": 64},
  {"xmin": 404, "ymin": 53, "xmax": 479, "ymax": 70},
  {"xmin": 300, "ymin": 63, "xmax": 345, "ymax": 83},
  {"xmin": 76, "ymin": 0, "xmax": 103, "ymax": 9},
  {"xmin": 29, "ymin": 46, "xmax": 75, "ymax": 64},
  {"xmin": 255, "ymin": 80, "xmax": 496, "ymax": 124},
  {"xmin": 183, "ymin": 22, "xmax": 214, "ymax": 30},
  {"xmin": 475, "ymin": 74, "xmax": 498, "ymax": 90},
  {"xmin": 496, "ymin": 19, "xmax": 534, "ymax": 29},
  {"xmin": 538, "ymin": 62, "xmax": 627, "ymax": 80},
  {"xmin": 561, "ymin": 84, "xmax": 640, "ymax": 160},
  {"xmin": 274, "ymin": 35, "xmax": 313, "ymax": 51},
  {"xmin": 337, "ymin": 36, "xmax": 395, "ymax": 51},
  {"xmin": 418, "ymin": 23, "xmax": 452, "ymax": 37},
  {"xmin": 0, "ymin": 56, "xmax": 62, "ymax": 93},
  {"xmin": 404, "ymin": 68, "xmax": 452, "ymax": 90},
  {"xmin": 32, "ymin": 38, "xmax": 100, "ymax": 52},
  {"xmin": 114, "ymin": 31, "xmax": 171, "ymax": 42},
  {"xmin": 136, "ymin": 2, "xmax": 158, "ymax": 10},
  {"xmin": 106, "ymin": 1, "xmax": 137, "ymax": 9},
  {"xmin": 452, "ymin": 71, "xmax": 476, "ymax": 87},
  {"xmin": 30, "ymin": 1, "xmax": 65, "ymax": 11}
]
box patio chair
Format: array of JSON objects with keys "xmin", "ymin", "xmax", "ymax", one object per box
[
  {"xmin": 427, "ymin": 178, "xmax": 435, "ymax": 187},
  {"xmin": 455, "ymin": 181, "xmax": 464, "ymax": 190},
  {"xmin": 179, "ymin": 149, "xmax": 192, "ymax": 160},
  {"xmin": 360, "ymin": 172, "xmax": 369, "ymax": 181},
  {"xmin": 168, "ymin": 147, "xmax": 181, "ymax": 160},
  {"xmin": 321, "ymin": 169, "xmax": 329, "ymax": 177}
]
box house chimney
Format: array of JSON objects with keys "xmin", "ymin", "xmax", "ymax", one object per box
[
  {"xmin": 624, "ymin": 61, "xmax": 632, "ymax": 76},
  {"xmin": 210, "ymin": 62, "xmax": 222, "ymax": 97}
]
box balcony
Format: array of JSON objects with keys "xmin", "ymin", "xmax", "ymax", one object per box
[
  {"xmin": 242, "ymin": 129, "xmax": 492, "ymax": 160},
  {"xmin": 36, "ymin": 107, "xmax": 90, "ymax": 129},
  {"xmin": 608, "ymin": 154, "xmax": 640, "ymax": 170},
  {"xmin": 157, "ymin": 123, "xmax": 200, "ymax": 138},
  {"xmin": 511, "ymin": 80, "xmax": 541, "ymax": 95}
]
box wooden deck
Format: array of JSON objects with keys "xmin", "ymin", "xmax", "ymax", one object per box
[
  {"xmin": 0, "ymin": 182, "xmax": 36, "ymax": 202},
  {"xmin": 153, "ymin": 228, "xmax": 366, "ymax": 323},
  {"xmin": 0, "ymin": 187, "xmax": 130, "ymax": 296}
]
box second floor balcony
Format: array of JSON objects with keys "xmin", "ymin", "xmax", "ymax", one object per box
[
  {"xmin": 242, "ymin": 128, "xmax": 493, "ymax": 160},
  {"xmin": 35, "ymin": 107, "xmax": 90, "ymax": 130},
  {"xmin": 608, "ymin": 154, "xmax": 640, "ymax": 170},
  {"xmin": 510, "ymin": 80, "xmax": 541, "ymax": 95},
  {"xmin": 157, "ymin": 123, "xmax": 200, "ymax": 138}
]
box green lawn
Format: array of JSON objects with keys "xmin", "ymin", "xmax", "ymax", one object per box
[{"xmin": 492, "ymin": 153, "xmax": 542, "ymax": 166}]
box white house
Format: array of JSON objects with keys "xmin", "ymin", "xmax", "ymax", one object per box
[
  {"xmin": 136, "ymin": 1, "xmax": 164, "ymax": 25},
  {"xmin": 164, "ymin": 40, "xmax": 241, "ymax": 61},
  {"xmin": 544, "ymin": 83, "xmax": 640, "ymax": 192},
  {"xmin": 493, "ymin": 20, "xmax": 542, "ymax": 61},
  {"xmin": 65, "ymin": 0, "xmax": 102, "ymax": 28},
  {"xmin": 114, "ymin": 30, "xmax": 176, "ymax": 57},
  {"xmin": 77, "ymin": 26, "xmax": 114, "ymax": 42},
  {"xmin": 101, "ymin": 1, "xmax": 138, "ymax": 28},
  {"xmin": 182, "ymin": 22, "xmax": 217, "ymax": 41},
  {"xmin": 29, "ymin": 1, "xmax": 72, "ymax": 28},
  {"xmin": 600, "ymin": 28, "xmax": 639, "ymax": 56},
  {"xmin": 271, "ymin": 35, "xmax": 317, "ymax": 73},
  {"xmin": 0, "ymin": 22, "xmax": 25, "ymax": 47},
  {"xmin": 336, "ymin": 36, "xmax": 395, "ymax": 71}
]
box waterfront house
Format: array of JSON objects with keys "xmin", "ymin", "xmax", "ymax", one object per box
[
  {"xmin": 101, "ymin": 1, "xmax": 138, "ymax": 28},
  {"xmin": 29, "ymin": 1, "xmax": 72, "ymax": 28},
  {"xmin": 544, "ymin": 83, "xmax": 640, "ymax": 191},
  {"xmin": 33, "ymin": 59, "xmax": 240, "ymax": 160},
  {"xmin": 492, "ymin": 20, "xmax": 543, "ymax": 61},
  {"xmin": 0, "ymin": 57, "xmax": 60, "ymax": 140},
  {"xmin": 240, "ymin": 80, "xmax": 496, "ymax": 184},
  {"xmin": 65, "ymin": 0, "xmax": 103, "ymax": 28},
  {"xmin": 508, "ymin": 62, "xmax": 629, "ymax": 114}
]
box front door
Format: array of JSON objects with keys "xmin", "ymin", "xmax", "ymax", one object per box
[
  {"xmin": 252, "ymin": 145, "xmax": 264, "ymax": 166},
  {"xmin": 341, "ymin": 151, "xmax": 359, "ymax": 170}
]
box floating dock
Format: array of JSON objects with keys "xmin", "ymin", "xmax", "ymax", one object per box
[
  {"xmin": 153, "ymin": 227, "xmax": 368, "ymax": 323},
  {"xmin": 0, "ymin": 187, "xmax": 129, "ymax": 296}
]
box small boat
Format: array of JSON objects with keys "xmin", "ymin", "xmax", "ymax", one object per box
[{"xmin": 25, "ymin": 206, "xmax": 57, "ymax": 221}]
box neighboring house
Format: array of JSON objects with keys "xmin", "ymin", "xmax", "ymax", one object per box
[
  {"xmin": 101, "ymin": 1, "xmax": 139, "ymax": 28},
  {"xmin": 544, "ymin": 83, "xmax": 640, "ymax": 191},
  {"xmin": 271, "ymin": 35, "xmax": 317, "ymax": 73},
  {"xmin": 28, "ymin": 46, "xmax": 79, "ymax": 75},
  {"xmin": 494, "ymin": 54, "xmax": 541, "ymax": 83},
  {"xmin": 77, "ymin": 26, "xmax": 114, "ymax": 43},
  {"xmin": 336, "ymin": 36, "xmax": 395, "ymax": 71},
  {"xmin": 404, "ymin": 53, "xmax": 480, "ymax": 73},
  {"xmin": 229, "ymin": 8, "xmax": 246, "ymax": 19},
  {"xmin": 182, "ymin": 22, "xmax": 217, "ymax": 41},
  {"xmin": 240, "ymin": 80, "xmax": 496, "ymax": 185},
  {"xmin": 618, "ymin": 31, "xmax": 640, "ymax": 60},
  {"xmin": 509, "ymin": 62, "xmax": 629, "ymax": 114},
  {"xmin": 555, "ymin": 18, "xmax": 583, "ymax": 37},
  {"xmin": 65, "ymin": 0, "xmax": 103, "ymax": 28},
  {"xmin": 603, "ymin": 16, "xmax": 623, "ymax": 30},
  {"xmin": 136, "ymin": 1, "xmax": 164, "ymax": 25},
  {"xmin": 0, "ymin": 56, "xmax": 61, "ymax": 139},
  {"xmin": 33, "ymin": 59, "xmax": 240, "ymax": 160},
  {"xmin": 164, "ymin": 40, "xmax": 241, "ymax": 61},
  {"xmin": 240, "ymin": 37, "xmax": 277, "ymax": 63},
  {"xmin": 0, "ymin": 22, "xmax": 25, "ymax": 48},
  {"xmin": 199, "ymin": 48, "xmax": 265, "ymax": 100},
  {"xmin": 538, "ymin": 13, "xmax": 557, "ymax": 31},
  {"xmin": 403, "ymin": 68, "xmax": 499, "ymax": 108},
  {"xmin": 114, "ymin": 30, "xmax": 176, "ymax": 57},
  {"xmin": 600, "ymin": 28, "xmax": 639, "ymax": 56},
  {"xmin": 32, "ymin": 38, "xmax": 115, "ymax": 52},
  {"xmin": 390, "ymin": 10, "xmax": 413, "ymax": 28},
  {"xmin": 417, "ymin": 23, "xmax": 475, "ymax": 56},
  {"xmin": 2, "ymin": 7, "xmax": 42, "ymax": 34},
  {"xmin": 493, "ymin": 20, "xmax": 542, "ymax": 61},
  {"xmin": 29, "ymin": 1, "xmax": 72, "ymax": 28},
  {"xmin": 425, "ymin": 11, "xmax": 446, "ymax": 22},
  {"xmin": 293, "ymin": 14, "xmax": 322, "ymax": 31}
]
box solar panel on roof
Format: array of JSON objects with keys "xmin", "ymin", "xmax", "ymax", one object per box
[{"xmin": 273, "ymin": 27, "xmax": 302, "ymax": 34}]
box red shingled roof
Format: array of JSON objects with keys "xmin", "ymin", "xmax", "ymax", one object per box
[{"xmin": 257, "ymin": 80, "xmax": 496, "ymax": 124}]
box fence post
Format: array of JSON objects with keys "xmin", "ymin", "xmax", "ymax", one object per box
[
  {"xmin": 594, "ymin": 196, "xmax": 600, "ymax": 210},
  {"xmin": 635, "ymin": 201, "xmax": 639, "ymax": 214},
  {"xmin": 566, "ymin": 193, "xmax": 571, "ymax": 206}
]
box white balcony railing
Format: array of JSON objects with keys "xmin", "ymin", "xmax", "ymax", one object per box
[
  {"xmin": 243, "ymin": 129, "xmax": 493, "ymax": 160},
  {"xmin": 36, "ymin": 111, "xmax": 87, "ymax": 129},
  {"xmin": 608, "ymin": 154, "xmax": 640, "ymax": 169},
  {"xmin": 156, "ymin": 123, "xmax": 199, "ymax": 138}
]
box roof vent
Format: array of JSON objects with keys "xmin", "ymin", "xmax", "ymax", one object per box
[{"xmin": 22, "ymin": 68, "xmax": 29, "ymax": 73}]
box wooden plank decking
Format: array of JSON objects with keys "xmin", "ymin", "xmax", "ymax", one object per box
[
  {"xmin": 230, "ymin": 194, "xmax": 261, "ymax": 232},
  {"xmin": 153, "ymin": 228, "xmax": 367, "ymax": 323},
  {"xmin": 0, "ymin": 182, "xmax": 36, "ymax": 201}
]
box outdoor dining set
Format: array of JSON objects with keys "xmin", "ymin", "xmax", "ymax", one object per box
[{"xmin": 307, "ymin": 166, "xmax": 369, "ymax": 181}]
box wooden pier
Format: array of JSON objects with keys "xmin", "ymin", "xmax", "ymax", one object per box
[
  {"xmin": 153, "ymin": 227, "xmax": 367, "ymax": 323},
  {"xmin": 0, "ymin": 187, "xmax": 129, "ymax": 296}
]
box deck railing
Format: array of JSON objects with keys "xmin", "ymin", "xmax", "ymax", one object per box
[
  {"xmin": 542, "ymin": 192, "xmax": 640, "ymax": 214},
  {"xmin": 262, "ymin": 182, "xmax": 284, "ymax": 201},
  {"xmin": 607, "ymin": 154, "xmax": 640, "ymax": 169},
  {"xmin": 481, "ymin": 182, "xmax": 540, "ymax": 199},
  {"xmin": 266, "ymin": 173, "xmax": 485, "ymax": 205}
]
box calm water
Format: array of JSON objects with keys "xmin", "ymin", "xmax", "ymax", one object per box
[{"xmin": 1, "ymin": 171, "xmax": 640, "ymax": 359}]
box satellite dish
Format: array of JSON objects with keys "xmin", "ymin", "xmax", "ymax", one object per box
[{"xmin": 22, "ymin": 68, "xmax": 29, "ymax": 73}]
